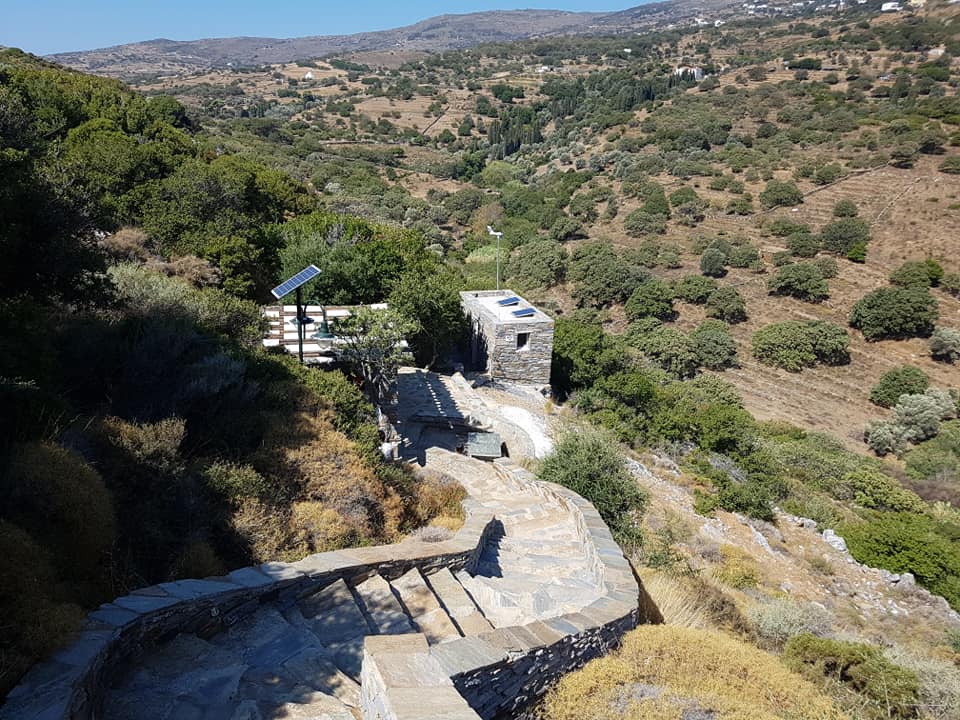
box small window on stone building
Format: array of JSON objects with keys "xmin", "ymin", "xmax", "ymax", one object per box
[{"xmin": 517, "ymin": 332, "xmax": 530, "ymax": 350}]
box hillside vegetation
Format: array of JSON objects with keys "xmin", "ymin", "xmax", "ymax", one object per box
[
  {"xmin": 3, "ymin": 1, "xmax": 960, "ymax": 715},
  {"xmin": 0, "ymin": 49, "xmax": 463, "ymax": 697}
]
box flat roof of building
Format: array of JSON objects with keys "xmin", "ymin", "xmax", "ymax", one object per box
[{"xmin": 460, "ymin": 290, "xmax": 553, "ymax": 326}]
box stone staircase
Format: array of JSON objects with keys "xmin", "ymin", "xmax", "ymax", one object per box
[
  {"xmin": 3, "ymin": 449, "xmax": 642, "ymax": 720},
  {"xmin": 99, "ymin": 566, "xmax": 502, "ymax": 720}
]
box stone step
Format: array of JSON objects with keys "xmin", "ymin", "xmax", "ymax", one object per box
[
  {"xmin": 234, "ymin": 691, "xmax": 356, "ymax": 720},
  {"xmin": 424, "ymin": 568, "xmax": 493, "ymax": 636},
  {"xmin": 455, "ymin": 571, "xmax": 527, "ymax": 627},
  {"xmin": 497, "ymin": 537, "xmax": 584, "ymax": 554},
  {"xmin": 295, "ymin": 579, "xmax": 375, "ymax": 681},
  {"xmin": 351, "ymin": 574, "xmax": 417, "ymax": 636},
  {"xmin": 210, "ymin": 606, "xmax": 361, "ymax": 709},
  {"xmin": 299, "ymin": 578, "xmax": 374, "ymax": 645},
  {"xmin": 103, "ymin": 635, "xmax": 248, "ymax": 720},
  {"xmin": 389, "ymin": 568, "xmax": 462, "ymax": 644},
  {"xmin": 477, "ymin": 546, "xmax": 586, "ymax": 574}
]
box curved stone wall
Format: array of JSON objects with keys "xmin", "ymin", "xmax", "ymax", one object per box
[{"xmin": 1, "ymin": 453, "xmax": 641, "ymax": 720}]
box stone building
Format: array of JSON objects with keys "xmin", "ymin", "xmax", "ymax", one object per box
[{"xmin": 460, "ymin": 290, "xmax": 554, "ymax": 386}]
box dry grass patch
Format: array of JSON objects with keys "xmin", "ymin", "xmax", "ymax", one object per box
[{"xmin": 542, "ymin": 625, "xmax": 848, "ymax": 720}]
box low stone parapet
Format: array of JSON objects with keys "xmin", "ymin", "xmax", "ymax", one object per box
[{"xmin": 0, "ymin": 505, "xmax": 496, "ymax": 720}]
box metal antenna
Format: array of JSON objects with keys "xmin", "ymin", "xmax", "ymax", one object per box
[{"xmin": 487, "ymin": 225, "xmax": 504, "ymax": 290}]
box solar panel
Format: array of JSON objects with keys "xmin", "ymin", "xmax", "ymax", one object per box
[
  {"xmin": 512, "ymin": 308, "xmax": 535, "ymax": 318},
  {"xmin": 497, "ymin": 296, "xmax": 520, "ymax": 306},
  {"xmin": 271, "ymin": 265, "xmax": 321, "ymax": 299}
]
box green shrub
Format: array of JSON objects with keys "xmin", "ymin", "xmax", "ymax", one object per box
[
  {"xmin": 690, "ymin": 320, "xmax": 738, "ymax": 370},
  {"xmin": 813, "ymin": 163, "xmax": 844, "ymax": 185},
  {"xmin": 728, "ymin": 244, "xmax": 760, "ymax": 269},
  {"xmin": 624, "ymin": 208, "xmax": 667, "ymax": 236},
  {"xmin": 849, "ymin": 286, "xmax": 939, "ymax": 341},
  {"xmin": 811, "ymin": 257, "xmax": 838, "ymax": 279},
  {"xmin": 865, "ymin": 421, "xmax": 908, "ymax": 457},
  {"xmin": 668, "ymin": 186, "xmax": 699, "ymax": 207},
  {"xmin": 890, "ymin": 259, "xmax": 943, "ymax": 288},
  {"xmin": 820, "ymin": 218, "xmax": 871, "ymax": 256},
  {"xmin": 551, "ymin": 318, "xmax": 625, "ymax": 397},
  {"xmin": 841, "ymin": 469, "xmax": 924, "ymax": 512},
  {"xmin": 840, "ymin": 512, "xmax": 960, "ymax": 610},
  {"xmin": 767, "ymin": 263, "xmax": 829, "ymax": 302},
  {"xmin": 769, "ymin": 218, "xmax": 810, "ymax": 236},
  {"xmin": 846, "ymin": 241, "xmax": 867, "ymax": 263},
  {"xmin": 773, "ymin": 251, "xmax": 794, "ymax": 267},
  {"xmin": 625, "ymin": 240, "xmax": 662, "ymax": 269},
  {"xmin": 673, "ymin": 275, "xmax": 718, "ymax": 304},
  {"xmin": 941, "ymin": 272, "xmax": 960, "ymax": 297},
  {"xmin": 700, "ymin": 247, "xmax": 728, "ymax": 277},
  {"xmin": 705, "ymin": 286, "xmax": 747, "ymax": 323},
  {"xmin": 783, "ymin": 634, "xmax": 921, "ymax": 718},
  {"xmin": 760, "ymin": 180, "xmax": 804, "ymax": 209},
  {"xmin": 788, "ymin": 232, "xmax": 821, "ymax": 258},
  {"xmin": 659, "ymin": 249, "xmax": 682, "ymax": 268},
  {"xmin": 202, "ymin": 462, "xmax": 270, "ymax": 502},
  {"xmin": 752, "ymin": 321, "xmax": 849, "ymax": 371},
  {"xmin": 625, "ymin": 280, "xmax": 675, "ymax": 321},
  {"xmin": 506, "ymin": 240, "xmax": 568, "ymax": 288},
  {"xmin": 870, "ymin": 366, "xmax": 929, "ymax": 408},
  {"xmin": 569, "ymin": 241, "xmax": 647, "ymax": 308},
  {"xmin": 892, "ymin": 388, "xmax": 957, "ymax": 443},
  {"xmin": 538, "ymin": 427, "xmax": 647, "ymax": 546},
  {"xmin": 903, "ymin": 422, "xmax": 960, "ymax": 481},
  {"xmin": 833, "ymin": 199, "xmax": 859, "ymax": 217},
  {"xmin": 930, "ymin": 326, "xmax": 960, "ymax": 362},
  {"xmin": 632, "ymin": 326, "xmax": 700, "ymax": 378},
  {"xmin": 939, "ymin": 156, "xmax": 960, "ymax": 174}
]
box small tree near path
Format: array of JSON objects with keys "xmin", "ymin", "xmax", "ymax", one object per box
[{"xmin": 337, "ymin": 307, "xmax": 417, "ymax": 403}]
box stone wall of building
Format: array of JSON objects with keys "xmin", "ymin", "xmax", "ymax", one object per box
[{"xmin": 461, "ymin": 291, "xmax": 554, "ymax": 386}]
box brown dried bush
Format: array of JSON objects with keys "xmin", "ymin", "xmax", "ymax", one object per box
[
  {"xmin": 98, "ymin": 226, "xmax": 150, "ymax": 261},
  {"xmin": 3, "ymin": 442, "xmax": 116, "ymax": 601}
]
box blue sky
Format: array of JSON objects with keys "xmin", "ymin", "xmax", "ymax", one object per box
[{"xmin": 2, "ymin": 1, "xmax": 641, "ymax": 56}]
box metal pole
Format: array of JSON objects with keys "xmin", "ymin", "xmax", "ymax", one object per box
[
  {"xmin": 496, "ymin": 232, "xmax": 501, "ymax": 291},
  {"xmin": 296, "ymin": 286, "xmax": 304, "ymax": 364}
]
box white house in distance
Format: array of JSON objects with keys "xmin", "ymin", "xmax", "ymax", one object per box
[{"xmin": 881, "ymin": 1, "xmax": 902, "ymax": 11}]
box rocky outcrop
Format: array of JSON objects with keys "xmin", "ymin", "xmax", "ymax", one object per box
[{"xmin": 1, "ymin": 451, "xmax": 643, "ymax": 720}]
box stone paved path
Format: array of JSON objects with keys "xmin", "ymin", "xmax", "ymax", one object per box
[{"xmin": 99, "ymin": 375, "xmax": 606, "ymax": 720}]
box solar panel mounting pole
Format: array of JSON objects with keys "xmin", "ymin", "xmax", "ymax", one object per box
[{"xmin": 270, "ymin": 265, "xmax": 320, "ymax": 366}]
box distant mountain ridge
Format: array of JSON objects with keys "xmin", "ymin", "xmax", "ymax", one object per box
[{"xmin": 48, "ymin": 1, "xmax": 736, "ymax": 78}]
